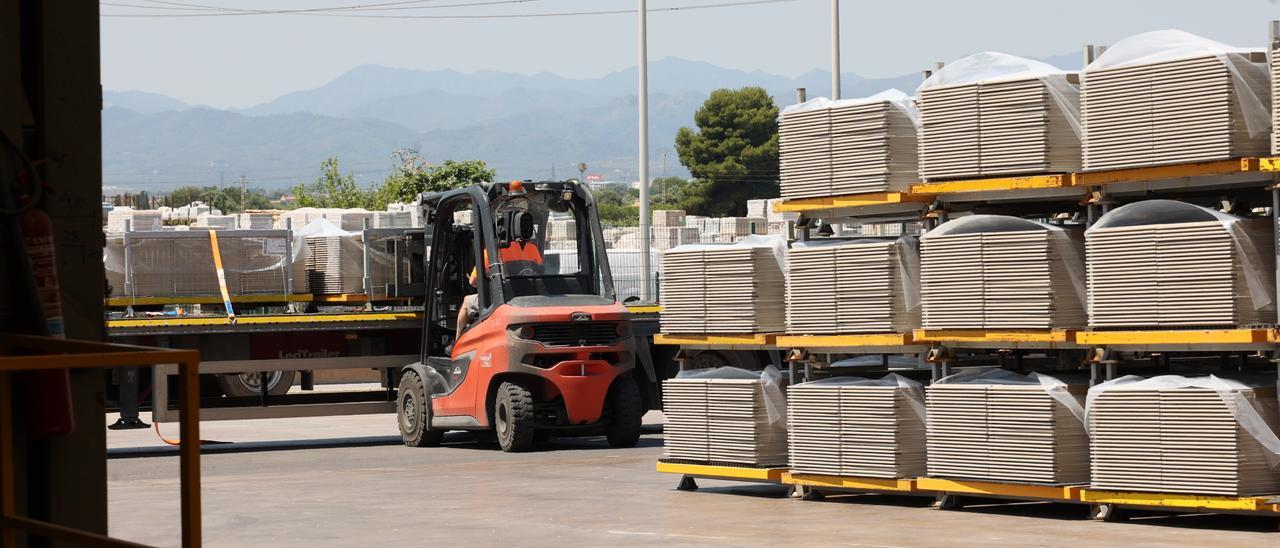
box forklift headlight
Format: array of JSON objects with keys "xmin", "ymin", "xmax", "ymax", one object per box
[{"xmin": 515, "ymin": 326, "xmax": 536, "ymax": 340}]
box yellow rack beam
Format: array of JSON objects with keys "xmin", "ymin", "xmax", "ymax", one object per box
[
  {"xmin": 775, "ymin": 332, "xmax": 915, "ymax": 349},
  {"xmin": 782, "ymin": 472, "xmax": 919, "ymax": 493},
  {"xmin": 1074, "ymin": 157, "xmax": 1276, "ymax": 187},
  {"xmin": 625, "ymin": 305, "xmax": 662, "ymax": 314},
  {"xmin": 1077, "ymin": 328, "xmax": 1280, "ymax": 346},
  {"xmin": 106, "ymin": 294, "xmax": 312, "ymax": 306},
  {"xmin": 107, "ymin": 312, "xmax": 421, "ymax": 329},
  {"xmin": 1080, "ymin": 489, "xmax": 1280, "ymax": 513},
  {"xmin": 912, "ymin": 329, "xmax": 1075, "ymax": 344},
  {"xmin": 910, "ymin": 173, "xmax": 1073, "ymax": 195},
  {"xmin": 654, "ymin": 333, "xmax": 779, "ymax": 347},
  {"xmin": 656, "ymin": 461, "xmax": 787, "ymax": 482},
  {"xmin": 915, "ymin": 478, "xmax": 1082, "ymax": 502},
  {"xmin": 773, "ymin": 192, "xmax": 934, "ymax": 213}
]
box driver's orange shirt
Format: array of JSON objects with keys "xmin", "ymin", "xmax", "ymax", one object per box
[{"xmin": 496, "ymin": 241, "xmax": 543, "ymax": 265}]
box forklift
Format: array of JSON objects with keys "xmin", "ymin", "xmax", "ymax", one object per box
[{"xmin": 395, "ymin": 180, "xmax": 644, "ymax": 452}]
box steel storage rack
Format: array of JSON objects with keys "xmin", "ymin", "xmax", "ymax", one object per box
[{"xmin": 740, "ymin": 24, "xmax": 1280, "ymax": 522}]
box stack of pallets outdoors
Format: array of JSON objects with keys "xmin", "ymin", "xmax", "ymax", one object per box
[
  {"xmin": 1089, "ymin": 376, "xmax": 1280, "ymax": 497},
  {"xmin": 787, "ymin": 375, "xmax": 927, "ymax": 478},
  {"xmin": 1081, "ymin": 30, "xmax": 1271, "ymax": 171},
  {"xmin": 1085, "ymin": 200, "xmax": 1276, "ymax": 328},
  {"xmin": 919, "ymin": 215, "xmax": 1085, "ymax": 330},
  {"xmin": 785, "ymin": 237, "xmax": 919, "ymax": 335},
  {"xmin": 661, "ymin": 368, "xmax": 789, "ymax": 468},
  {"xmin": 659, "ymin": 238, "xmax": 787, "ymax": 334},
  {"xmin": 926, "ymin": 370, "xmax": 1089, "ymax": 485},
  {"xmin": 918, "ymin": 52, "xmax": 1081, "ymax": 180},
  {"xmin": 779, "ymin": 90, "xmax": 919, "ymax": 200}
]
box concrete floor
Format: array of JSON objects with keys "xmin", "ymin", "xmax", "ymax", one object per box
[{"xmin": 106, "ymin": 411, "xmax": 1280, "ymax": 547}]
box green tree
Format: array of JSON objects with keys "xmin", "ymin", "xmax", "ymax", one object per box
[
  {"xmin": 162, "ymin": 185, "xmax": 271, "ymax": 213},
  {"xmin": 292, "ymin": 158, "xmax": 375, "ymax": 209},
  {"xmin": 674, "ymin": 87, "xmax": 779, "ymax": 216},
  {"xmin": 375, "ymin": 152, "xmax": 495, "ymax": 208}
]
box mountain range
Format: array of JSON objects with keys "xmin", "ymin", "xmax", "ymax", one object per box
[{"xmin": 103, "ymin": 53, "xmax": 1081, "ymax": 191}]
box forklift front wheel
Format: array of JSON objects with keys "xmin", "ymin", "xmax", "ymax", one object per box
[
  {"xmin": 605, "ymin": 375, "xmax": 643, "ymax": 448},
  {"xmin": 398, "ymin": 370, "xmax": 443, "ymax": 448},
  {"xmin": 494, "ymin": 381, "xmax": 536, "ymax": 452}
]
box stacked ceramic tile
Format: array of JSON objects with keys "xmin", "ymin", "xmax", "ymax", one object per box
[
  {"xmin": 788, "ymin": 377, "xmax": 927, "ymax": 478},
  {"xmin": 1090, "ymin": 381, "xmax": 1280, "ymax": 496},
  {"xmin": 106, "ymin": 208, "xmax": 163, "ymax": 232},
  {"xmin": 707, "ymin": 379, "xmax": 790, "ymax": 465},
  {"xmin": 779, "ymin": 96, "xmax": 918, "ymax": 200},
  {"xmin": 786, "ymin": 239, "xmax": 919, "ymax": 334},
  {"xmin": 193, "ymin": 214, "xmax": 237, "ymax": 229},
  {"xmin": 659, "ymin": 244, "xmax": 786, "ymax": 333},
  {"xmin": 651, "ymin": 227, "xmax": 699, "ymax": 251},
  {"xmin": 372, "ymin": 210, "xmax": 412, "ymax": 228},
  {"xmin": 661, "ymin": 378, "xmax": 710, "ymax": 460},
  {"xmin": 920, "ymin": 76, "xmax": 1080, "ymax": 180},
  {"xmin": 324, "ymin": 209, "xmax": 373, "ymax": 231},
  {"xmin": 652, "ymin": 210, "xmax": 686, "ymax": 227},
  {"xmin": 1083, "ymin": 51, "xmax": 1269, "ymax": 170},
  {"xmin": 305, "ymin": 235, "xmax": 364, "ymax": 294},
  {"xmin": 829, "ymin": 99, "xmax": 919, "ymax": 192},
  {"xmin": 927, "ymin": 374, "xmax": 1089, "ymax": 484},
  {"xmin": 661, "ymin": 376, "xmax": 788, "ymax": 466},
  {"xmin": 1086, "ymin": 201, "xmax": 1275, "ymax": 328},
  {"xmin": 920, "ymin": 217, "xmax": 1085, "ymax": 329},
  {"xmin": 778, "ymin": 105, "xmax": 832, "ymax": 199},
  {"xmin": 237, "ymin": 212, "xmax": 275, "ymax": 230},
  {"xmin": 720, "ymin": 217, "xmax": 766, "ymax": 237}
]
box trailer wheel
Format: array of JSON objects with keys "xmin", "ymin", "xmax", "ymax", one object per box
[
  {"xmin": 605, "ymin": 375, "xmax": 643, "ymax": 448},
  {"xmin": 494, "ymin": 381, "xmax": 536, "ymax": 452},
  {"xmin": 398, "ymin": 370, "xmax": 443, "ymax": 447},
  {"xmin": 216, "ymin": 370, "xmax": 295, "ymax": 397}
]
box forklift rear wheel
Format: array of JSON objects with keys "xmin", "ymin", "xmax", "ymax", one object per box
[
  {"xmin": 398, "ymin": 370, "xmax": 443, "ymax": 447},
  {"xmin": 605, "ymin": 375, "xmax": 643, "ymax": 448},
  {"xmin": 495, "ymin": 381, "xmax": 536, "ymax": 452}
]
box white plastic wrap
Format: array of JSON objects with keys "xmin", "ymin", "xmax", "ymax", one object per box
[
  {"xmin": 799, "ymin": 373, "xmax": 927, "ymax": 423},
  {"xmin": 780, "ymin": 88, "xmax": 921, "ymax": 128},
  {"xmin": 921, "ymin": 215, "xmax": 1087, "ymax": 308},
  {"xmin": 1086, "ymin": 29, "xmax": 1272, "ymax": 138},
  {"xmin": 894, "ymin": 236, "xmax": 922, "ymax": 311},
  {"xmin": 1085, "ymin": 375, "xmax": 1280, "ymax": 467},
  {"xmin": 935, "ymin": 368, "xmax": 1085, "ymax": 423},
  {"xmin": 919, "ymin": 51, "xmax": 1082, "ymax": 138},
  {"xmin": 676, "ymin": 364, "xmax": 787, "ymax": 426},
  {"xmin": 1088, "ymin": 200, "xmax": 1273, "ymax": 310}
]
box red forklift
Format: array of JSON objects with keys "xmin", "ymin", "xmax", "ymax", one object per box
[{"xmin": 396, "ymin": 181, "xmax": 643, "ymax": 452}]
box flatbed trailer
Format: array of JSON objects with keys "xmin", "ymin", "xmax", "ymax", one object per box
[{"xmin": 105, "ymin": 303, "xmax": 676, "ymax": 423}]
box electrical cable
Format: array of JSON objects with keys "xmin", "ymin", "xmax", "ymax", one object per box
[
  {"xmin": 101, "ymin": 0, "xmax": 804, "ymax": 18},
  {"xmin": 103, "ymin": 0, "xmax": 551, "ymax": 13}
]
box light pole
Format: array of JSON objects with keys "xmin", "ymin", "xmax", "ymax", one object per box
[
  {"xmin": 638, "ymin": 0, "xmax": 652, "ymax": 302},
  {"xmin": 831, "ymin": 0, "xmax": 841, "ymax": 99},
  {"xmin": 577, "ymin": 162, "xmax": 588, "ymax": 184}
]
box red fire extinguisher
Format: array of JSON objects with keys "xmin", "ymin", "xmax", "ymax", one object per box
[{"xmin": 13, "ymin": 185, "xmax": 75, "ymax": 438}]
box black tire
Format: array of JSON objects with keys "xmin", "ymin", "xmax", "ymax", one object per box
[
  {"xmin": 494, "ymin": 381, "xmax": 536, "ymax": 452},
  {"xmin": 605, "ymin": 375, "xmax": 643, "ymax": 448},
  {"xmin": 216, "ymin": 370, "xmax": 296, "ymax": 397},
  {"xmin": 398, "ymin": 370, "xmax": 443, "ymax": 447}
]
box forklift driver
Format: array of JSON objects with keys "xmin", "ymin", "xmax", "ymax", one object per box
[{"xmin": 455, "ymin": 236, "xmax": 545, "ymax": 344}]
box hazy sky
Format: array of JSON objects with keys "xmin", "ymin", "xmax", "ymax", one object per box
[{"xmin": 101, "ymin": 0, "xmax": 1280, "ymax": 108}]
